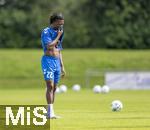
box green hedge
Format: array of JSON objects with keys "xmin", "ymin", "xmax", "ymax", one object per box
[{"xmin": 0, "ymin": 0, "xmax": 150, "ymax": 49}]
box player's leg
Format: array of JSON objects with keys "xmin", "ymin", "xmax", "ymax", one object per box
[
  {"xmin": 41, "ymin": 56, "xmax": 56, "ymax": 118},
  {"xmin": 53, "ymin": 58, "xmax": 61, "ymax": 103},
  {"xmin": 46, "ymin": 80, "xmax": 54, "ymax": 104},
  {"xmin": 53, "ymin": 84, "xmax": 57, "ymax": 103},
  {"xmin": 45, "ymin": 80, "xmax": 56, "ymax": 118},
  {"xmin": 46, "ymin": 75, "xmax": 61, "ymax": 119},
  {"xmin": 50, "ymin": 65, "xmax": 61, "ymax": 118}
]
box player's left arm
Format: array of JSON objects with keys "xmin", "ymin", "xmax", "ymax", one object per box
[{"xmin": 59, "ymin": 51, "xmax": 66, "ymax": 78}]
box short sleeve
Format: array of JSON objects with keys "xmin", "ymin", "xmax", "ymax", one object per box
[{"xmin": 41, "ymin": 29, "xmax": 52, "ymax": 45}]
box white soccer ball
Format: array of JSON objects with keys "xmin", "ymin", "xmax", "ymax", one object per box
[
  {"xmin": 55, "ymin": 87, "xmax": 61, "ymax": 94},
  {"xmin": 59, "ymin": 85, "xmax": 67, "ymax": 93},
  {"xmin": 101, "ymin": 85, "xmax": 110, "ymax": 94},
  {"xmin": 111, "ymin": 100, "xmax": 123, "ymax": 111},
  {"xmin": 93, "ymin": 85, "xmax": 101, "ymax": 93},
  {"xmin": 72, "ymin": 84, "xmax": 81, "ymax": 92}
]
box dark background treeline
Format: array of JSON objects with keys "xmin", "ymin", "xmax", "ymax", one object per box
[{"xmin": 0, "ymin": 0, "xmax": 150, "ymax": 49}]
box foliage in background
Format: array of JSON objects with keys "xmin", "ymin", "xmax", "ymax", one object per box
[{"xmin": 0, "ymin": 0, "xmax": 150, "ymax": 49}]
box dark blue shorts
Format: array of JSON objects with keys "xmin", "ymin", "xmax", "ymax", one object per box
[{"xmin": 41, "ymin": 55, "xmax": 61, "ymax": 84}]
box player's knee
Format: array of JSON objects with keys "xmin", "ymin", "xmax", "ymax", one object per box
[{"xmin": 46, "ymin": 80, "xmax": 54, "ymax": 92}]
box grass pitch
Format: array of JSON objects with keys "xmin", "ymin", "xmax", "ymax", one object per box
[
  {"xmin": 0, "ymin": 49, "xmax": 150, "ymax": 129},
  {"xmin": 0, "ymin": 89, "xmax": 150, "ymax": 130},
  {"xmin": 0, "ymin": 49, "xmax": 150, "ymax": 88}
]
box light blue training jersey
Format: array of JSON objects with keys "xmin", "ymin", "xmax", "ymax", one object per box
[{"xmin": 41, "ymin": 27, "xmax": 64, "ymax": 53}]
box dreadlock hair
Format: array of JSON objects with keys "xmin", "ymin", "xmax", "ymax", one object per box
[{"xmin": 49, "ymin": 12, "xmax": 64, "ymax": 24}]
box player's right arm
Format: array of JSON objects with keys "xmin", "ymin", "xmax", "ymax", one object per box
[{"xmin": 47, "ymin": 30, "xmax": 63, "ymax": 49}]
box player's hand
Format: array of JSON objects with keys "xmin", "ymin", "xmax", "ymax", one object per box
[
  {"xmin": 58, "ymin": 30, "xmax": 63, "ymax": 37},
  {"xmin": 61, "ymin": 67, "xmax": 66, "ymax": 78}
]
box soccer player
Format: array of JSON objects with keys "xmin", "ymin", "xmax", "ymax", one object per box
[{"xmin": 41, "ymin": 13, "xmax": 65, "ymax": 119}]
